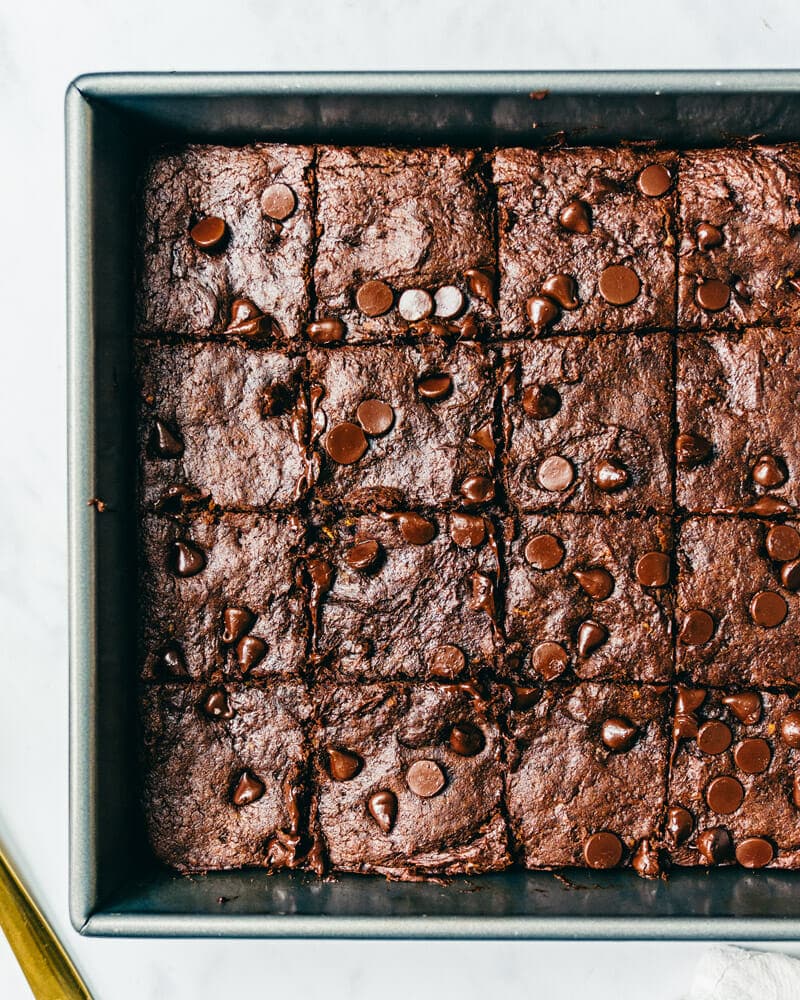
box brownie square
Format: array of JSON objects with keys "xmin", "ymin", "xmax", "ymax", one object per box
[
  {"xmin": 313, "ymin": 684, "xmax": 510, "ymax": 877},
  {"xmin": 505, "ymin": 683, "xmax": 670, "ymax": 869},
  {"xmin": 676, "ymin": 517, "xmax": 800, "ymax": 687},
  {"xmin": 668, "ymin": 688, "xmax": 800, "ymax": 869},
  {"xmin": 137, "ymin": 144, "xmax": 314, "ymax": 341},
  {"xmin": 313, "ymin": 146, "xmax": 496, "ymax": 342},
  {"xmin": 501, "ymin": 334, "xmax": 673, "ymax": 513},
  {"xmin": 504, "ymin": 515, "xmax": 673, "ymax": 683},
  {"xmin": 140, "ymin": 683, "xmax": 314, "ymax": 871},
  {"xmin": 136, "ymin": 341, "xmax": 307, "ymax": 510},
  {"xmin": 678, "ymin": 146, "xmax": 800, "ymax": 330},
  {"xmin": 677, "ymin": 330, "xmax": 800, "ymax": 513},
  {"xmin": 139, "ymin": 513, "xmax": 307, "ymax": 680},
  {"xmin": 308, "ymin": 341, "xmax": 497, "ymax": 508},
  {"xmin": 310, "ymin": 512, "xmax": 498, "ymax": 680},
  {"xmin": 493, "ymin": 147, "xmax": 677, "ymax": 335}
]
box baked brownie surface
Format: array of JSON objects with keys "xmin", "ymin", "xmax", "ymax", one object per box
[
  {"xmin": 139, "ymin": 513, "xmax": 307, "ymax": 680},
  {"xmin": 493, "ymin": 147, "xmax": 676, "ymax": 335},
  {"xmin": 137, "ymin": 144, "xmax": 314, "ymax": 341},
  {"xmin": 678, "ymin": 147, "xmax": 800, "ymax": 330},
  {"xmin": 677, "ymin": 330, "xmax": 800, "ymax": 514},
  {"xmin": 313, "ymin": 684, "xmax": 510, "ymax": 876},
  {"xmin": 501, "ymin": 334, "xmax": 673, "ymax": 513},
  {"xmin": 505, "ymin": 683, "xmax": 670, "ymax": 868},
  {"xmin": 313, "ymin": 147, "xmax": 496, "ymax": 342}
]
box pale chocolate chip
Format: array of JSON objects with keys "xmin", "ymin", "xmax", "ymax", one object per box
[
  {"xmin": 232, "ymin": 770, "xmax": 264, "ymax": 806},
  {"xmin": 406, "ymin": 759, "xmax": 446, "ymax": 798},
  {"xmin": 522, "ymin": 384, "xmax": 561, "ymax": 419},
  {"xmin": 541, "ymin": 273, "xmax": 579, "ymax": 310},
  {"xmin": 573, "ymin": 567, "xmax": 614, "ymax": 600},
  {"xmin": 531, "ymin": 641, "xmax": 569, "ymax": 680},
  {"xmin": 695, "ymin": 278, "xmax": 730, "ymax": 312},
  {"xmin": 236, "ymin": 635, "xmax": 266, "ymax": 673},
  {"xmin": 306, "ymin": 318, "xmax": 346, "ymax": 344},
  {"xmin": 261, "ymin": 183, "xmax": 296, "ymax": 220},
  {"xmin": 449, "ymin": 513, "xmax": 486, "ymax": 549},
  {"xmin": 328, "ymin": 748, "xmax": 362, "ymax": 781},
  {"xmin": 345, "ymin": 539, "xmax": 382, "ymax": 572},
  {"xmin": 356, "ymin": 399, "xmax": 394, "ymax": 436},
  {"xmin": 356, "ymin": 280, "xmax": 394, "ymax": 317},
  {"xmin": 449, "ymin": 722, "xmax": 485, "ymax": 757},
  {"xmin": 417, "ymin": 373, "xmax": 452, "ymax": 400},
  {"xmin": 592, "ymin": 459, "xmax": 629, "ymax": 493},
  {"xmin": 325, "ymin": 422, "xmax": 368, "ymax": 464},
  {"xmin": 171, "ymin": 540, "xmax": 206, "ymax": 578},
  {"xmin": 749, "ymin": 590, "xmax": 787, "ymax": 628},
  {"xmin": 598, "ymin": 265, "xmax": 640, "ymax": 305},
  {"xmin": 524, "ymin": 533, "xmax": 565, "ymax": 570},
  {"xmin": 678, "ymin": 610, "xmax": 714, "ymax": 645},
  {"xmin": 601, "ymin": 717, "xmax": 637, "ymax": 751},
  {"xmin": 583, "ymin": 831, "xmax": 623, "ymax": 869},
  {"xmin": 636, "ymin": 552, "xmax": 670, "ymax": 588},
  {"xmin": 722, "ymin": 692, "xmax": 762, "ymax": 726},
  {"xmin": 368, "ymin": 791, "xmax": 397, "ymax": 833},
  {"xmin": 576, "ymin": 621, "xmax": 608, "ymax": 657},
  {"xmin": 190, "ymin": 216, "xmax": 226, "ymax": 250},
  {"xmin": 221, "ymin": 607, "xmax": 254, "ymax": 645},
  {"xmin": 434, "ymin": 285, "xmax": 465, "ymax": 318},
  {"xmin": 559, "ymin": 199, "xmax": 591, "ymax": 234},
  {"xmin": 537, "ymin": 455, "xmax": 574, "ymax": 492},
  {"xmin": 525, "ymin": 295, "xmax": 560, "ymax": 332},
  {"xmin": 398, "ymin": 289, "xmax": 433, "ymax": 322}
]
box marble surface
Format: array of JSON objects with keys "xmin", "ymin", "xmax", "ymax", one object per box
[{"xmin": 3, "ymin": 0, "xmax": 800, "ymax": 995}]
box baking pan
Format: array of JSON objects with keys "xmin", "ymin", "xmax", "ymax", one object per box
[{"xmin": 67, "ymin": 70, "xmax": 800, "ymax": 938}]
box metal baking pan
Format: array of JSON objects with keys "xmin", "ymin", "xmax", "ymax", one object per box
[{"xmin": 67, "ymin": 70, "xmax": 800, "ymax": 938}]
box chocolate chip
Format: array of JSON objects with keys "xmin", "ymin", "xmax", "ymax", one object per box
[
  {"xmin": 583, "ymin": 832, "xmax": 623, "ymax": 869},
  {"xmin": 151, "ymin": 419, "xmax": 184, "ymax": 458},
  {"xmin": 736, "ymin": 837, "xmax": 774, "ymax": 869},
  {"xmin": 325, "ymin": 422, "xmax": 368, "ymax": 464},
  {"xmin": 434, "ymin": 285, "xmax": 465, "ymax": 319},
  {"xmin": 695, "ymin": 278, "xmax": 730, "ymax": 312},
  {"xmin": 396, "ymin": 513, "xmax": 435, "ymax": 545},
  {"xmin": 202, "ymin": 688, "xmax": 234, "ymax": 721},
  {"xmin": 697, "ymin": 827, "xmax": 733, "ymax": 865},
  {"xmin": 745, "ymin": 497, "xmax": 794, "ymax": 516},
  {"xmin": 576, "ymin": 621, "xmax": 608, "ymax": 657},
  {"xmin": 705, "ymin": 775, "xmax": 744, "ymax": 814},
  {"xmin": 417, "ymin": 373, "xmax": 452, "ymax": 400},
  {"xmin": 524, "ymin": 533, "xmax": 565, "ymax": 570},
  {"xmin": 522, "ymin": 384, "xmax": 561, "ymax": 419},
  {"xmin": 679, "ymin": 610, "xmax": 714, "ymax": 645},
  {"xmin": 793, "ymin": 775, "xmax": 800, "ymax": 810},
  {"xmin": 601, "ymin": 717, "xmax": 637, "ymax": 751},
  {"xmin": 573, "ymin": 567, "xmax": 614, "ymax": 601},
  {"xmin": 460, "ymin": 475, "xmax": 494, "ymax": 503},
  {"xmin": 559, "ymin": 199, "xmax": 592, "ymax": 234},
  {"xmin": 734, "ymin": 738, "xmax": 771, "ymax": 775},
  {"xmin": 537, "ymin": 455, "xmax": 574, "ymax": 492},
  {"xmin": 749, "ymin": 590, "xmax": 788, "ymax": 628},
  {"xmin": 722, "ymin": 692, "xmax": 762, "ymax": 726},
  {"xmin": 592, "ymin": 459, "xmax": 629, "ymax": 492},
  {"xmin": 631, "ymin": 839, "xmax": 661, "ymax": 879},
  {"xmin": 464, "ymin": 268, "xmax": 496, "ymax": 306},
  {"xmin": 665, "ymin": 806, "xmax": 694, "ymax": 847},
  {"xmin": 428, "ymin": 644, "xmax": 466, "ymax": 679},
  {"xmin": 780, "ymin": 711, "xmax": 800, "ymax": 748},
  {"xmin": 676, "ymin": 432, "xmax": 712, "ymax": 467},
  {"xmin": 512, "ymin": 686, "xmax": 540, "ymax": 710},
  {"xmin": 766, "ymin": 525, "xmax": 800, "ymax": 562},
  {"xmin": 398, "ymin": 289, "xmax": 433, "ymax": 322},
  {"xmin": 328, "ymin": 748, "xmax": 362, "ymax": 781},
  {"xmin": 469, "ymin": 424, "xmax": 496, "ymax": 455},
  {"xmin": 531, "ymin": 641, "xmax": 569, "ymax": 680},
  {"xmin": 673, "ymin": 713, "xmax": 700, "ymax": 740},
  {"xmin": 232, "ymin": 770, "xmax": 264, "ymax": 806},
  {"xmin": 154, "ymin": 484, "xmax": 208, "ymax": 514},
  {"xmin": 190, "ymin": 216, "xmax": 226, "ymax": 250},
  {"xmin": 356, "ymin": 399, "xmax": 394, "ymax": 436},
  {"xmin": 154, "ymin": 643, "xmax": 189, "ymax": 678},
  {"xmin": 541, "ymin": 274, "xmax": 579, "ymax": 310},
  {"xmin": 637, "ymin": 163, "xmax": 672, "ymax": 197},
  {"xmin": 696, "ymin": 222, "xmax": 724, "ymax": 251},
  {"xmin": 598, "ymin": 265, "xmax": 640, "ymax": 305},
  {"xmin": 449, "ymin": 513, "xmax": 486, "ymax": 548},
  {"xmin": 752, "ymin": 454, "xmax": 786, "ymax": 488},
  {"xmin": 636, "ymin": 552, "xmax": 670, "ymax": 588},
  {"xmin": 406, "ymin": 759, "xmax": 446, "ymax": 798},
  {"xmin": 525, "ymin": 295, "xmax": 560, "ymax": 333},
  {"xmin": 368, "ymin": 791, "xmax": 397, "ymax": 834},
  {"xmin": 697, "ymin": 720, "xmax": 732, "ymax": 755},
  {"xmin": 171, "ymin": 540, "xmax": 206, "ymax": 577},
  {"xmin": 356, "ymin": 280, "xmax": 394, "ymax": 317},
  {"xmin": 236, "ymin": 635, "xmax": 266, "ymax": 673},
  {"xmin": 260, "ymin": 182, "xmax": 296, "ymax": 220},
  {"xmin": 675, "ymin": 686, "xmax": 706, "ymax": 714},
  {"xmin": 781, "ymin": 559, "xmax": 800, "ymax": 591},
  {"xmin": 345, "ymin": 539, "xmax": 382, "ymax": 572},
  {"xmin": 221, "ymin": 607, "xmax": 254, "ymax": 645},
  {"xmin": 470, "ymin": 572, "xmax": 496, "ymax": 618},
  {"xmin": 306, "ymin": 318, "xmax": 346, "ymax": 344},
  {"xmin": 449, "ymin": 722, "xmax": 485, "ymax": 757}
]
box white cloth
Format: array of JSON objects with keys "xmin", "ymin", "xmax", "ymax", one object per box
[{"xmin": 688, "ymin": 946, "xmax": 800, "ymax": 1000}]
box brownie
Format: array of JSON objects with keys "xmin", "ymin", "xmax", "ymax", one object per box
[
  {"xmin": 137, "ymin": 144, "xmax": 314, "ymax": 341},
  {"xmin": 139, "ymin": 513, "xmax": 307, "ymax": 680},
  {"xmin": 668, "ymin": 688, "xmax": 800, "ymax": 869},
  {"xmin": 505, "ymin": 683, "xmax": 670, "ymax": 870},
  {"xmin": 140, "ymin": 683, "xmax": 315, "ymax": 871},
  {"xmin": 493, "ymin": 147, "xmax": 677, "ymax": 336},
  {"xmin": 501, "ymin": 334, "xmax": 673, "ymax": 513},
  {"xmin": 503, "ymin": 515, "xmax": 673, "ymax": 683},
  {"xmin": 677, "ymin": 330, "xmax": 800, "ymax": 513},
  {"xmin": 312, "ymin": 684, "xmax": 510, "ymax": 877},
  {"xmin": 308, "ymin": 341, "xmax": 497, "ymax": 508},
  {"xmin": 677, "ymin": 146, "xmax": 800, "ymax": 330},
  {"xmin": 676, "ymin": 517, "xmax": 800, "ymax": 687},
  {"xmin": 313, "ymin": 147, "xmax": 496, "ymax": 342},
  {"xmin": 136, "ymin": 341, "xmax": 308, "ymax": 510},
  {"xmin": 310, "ymin": 512, "xmax": 499, "ymax": 681}
]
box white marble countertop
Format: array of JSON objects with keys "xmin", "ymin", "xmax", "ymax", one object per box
[{"xmin": 3, "ymin": 0, "xmax": 800, "ymax": 995}]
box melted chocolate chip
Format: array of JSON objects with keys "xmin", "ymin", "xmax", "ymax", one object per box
[
  {"xmin": 306, "ymin": 318, "xmax": 346, "ymax": 344},
  {"xmin": 697, "ymin": 827, "xmax": 733, "ymax": 865},
  {"xmin": 752, "ymin": 454, "xmax": 786, "ymax": 488},
  {"xmin": 598, "ymin": 265, "xmax": 640, "ymax": 306},
  {"xmin": 573, "ymin": 567, "xmax": 614, "ymax": 601},
  {"xmin": 531, "ymin": 641, "xmax": 569, "ymax": 680},
  {"xmin": 171, "ymin": 540, "xmax": 206, "ymax": 578},
  {"xmin": 512, "ymin": 686, "xmax": 541, "ymax": 710},
  {"xmin": 221, "ymin": 607, "xmax": 254, "ymax": 645},
  {"xmin": 356, "ymin": 399, "xmax": 394, "ymax": 436},
  {"xmin": 236, "ymin": 635, "xmax": 267, "ymax": 673},
  {"xmin": 406, "ymin": 759, "xmax": 446, "ymax": 798},
  {"xmin": 676, "ymin": 432, "xmax": 712, "ymax": 467},
  {"xmin": 696, "ymin": 222, "xmax": 723, "ymax": 251},
  {"xmin": 261, "ymin": 183, "xmax": 296, "ymax": 220},
  {"xmin": 537, "ymin": 455, "xmax": 574, "ymax": 492},
  {"xmin": 695, "ymin": 278, "xmax": 730, "ymax": 312},
  {"xmin": 631, "ymin": 839, "xmax": 661, "ymax": 879},
  {"xmin": 541, "ymin": 274, "xmax": 579, "ymax": 310},
  {"xmin": 697, "ymin": 720, "xmax": 732, "ymax": 756},
  {"xmin": 395, "ymin": 513, "xmax": 435, "ymax": 545},
  {"xmin": 325, "ymin": 422, "xmax": 368, "ymax": 464},
  {"xmin": 576, "ymin": 621, "xmax": 608, "ymax": 657},
  {"xmin": 226, "ymin": 297, "xmax": 271, "ymax": 337},
  {"xmin": 151, "ymin": 419, "xmax": 184, "ymax": 458},
  {"xmin": 525, "ymin": 295, "xmax": 560, "ymax": 333},
  {"xmin": 679, "ymin": 610, "xmax": 714, "ymax": 646},
  {"xmin": 345, "ymin": 539, "xmax": 382, "ymax": 572},
  {"xmin": 675, "ymin": 687, "xmax": 706, "ymax": 715},
  {"xmin": 722, "ymin": 692, "xmax": 762, "ymax": 725},
  {"xmin": 524, "ymin": 533, "xmax": 565, "ymax": 570},
  {"xmin": 636, "ymin": 552, "xmax": 670, "ymax": 588},
  {"xmin": 736, "ymin": 837, "xmax": 774, "ymax": 869},
  {"xmin": 665, "ymin": 806, "xmax": 694, "ymax": 846},
  {"xmin": 449, "ymin": 513, "xmax": 486, "ymax": 549},
  {"xmin": 705, "ymin": 775, "xmax": 744, "ymax": 815},
  {"xmin": 449, "ymin": 722, "xmax": 485, "ymax": 757},
  {"xmin": 464, "ymin": 268, "xmax": 496, "ymax": 306},
  {"xmin": 190, "ymin": 216, "xmax": 226, "ymax": 250},
  {"xmin": 734, "ymin": 738, "xmax": 771, "ymax": 775},
  {"xmin": 231, "ymin": 770, "xmax": 265, "ymax": 806},
  {"xmin": 749, "ymin": 591, "xmax": 787, "ymax": 628},
  {"xmin": 601, "ymin": 717, "xmax": 638, "ymax": 751},
  {"xmin": 368, "ymin": 791, "xmax": 397, "ymax": 834},
  {"xmin": 592, "ymin": 459, "xmax": 629, "ymax": 492},
  {"xmin": 460, "ymin": 475, "xmax": 495, "ymax": 503},
  {"xmin": 328, "ymin": 748, "xmax": 363, "ymax": 781},
  {"xmin": 522, "ymin": 384, "xmax": 561, "ymax": 419},
  {"xmin": 154, "ymin": 484, "xmax": 208, "ymax": 514},
  {"xmin": 356, "ymin": 280, "xmax": 394, "ymax": 317},
  {"xmin": 583, "ymin": 831, "xmax": 623, "ymax": 869},
  {"xmin": 558, "ymin": 199, "xmax": 592, "ymax": 234}
]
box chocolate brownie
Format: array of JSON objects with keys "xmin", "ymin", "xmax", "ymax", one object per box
[
  {"xmin": 312, "ymin": 684, "xmax": 510, "ymax": 877},
  {"xmin": 136, "ymin": 341, "xmax": 308, "ymax": 510},
  {"xmin": 309, "ymin": 511, "xmax": 499, "ymax": 681},
  {"xmin": 313, "ymin": 147, "xmax": 496, "ymax": 343},
  {"xmin": 677, "ymin": 146, "xmax": 800, "ymax": 330},
  {"xmin": 676, "ymin": 517, "xmax": 800, "ymax": 687},
  {"xmin": 137, "ymin": 144, "xmax": 314, "ymax": 341},
  {"xmin": 505, "ymin": 683, "xmax": 670, "ymax": 872},
  {"xmin": 668, "ymin": 687, "xmax": 800, "ymax": 869},
  {"xmin": 501, "ymin": 334, "xmax": 673, "ymax": 513},
  {"xmin": 139, "ymin": 513, "xmax": 307, "ymax": 680},
  {"xmin": 503, "ymin": 515, "xmax": 673, "ymax": 683},
  {"xmin": 140, "ymin": 683, "xmax": 317, "ymax": 871},
  {"xmin": 676, "ymin": 330, "xmax": 800, "ymax": 514},
  {"xmin": 493, "ymin": 147, "xmax": 677, "ymax": 336},
  {"xmin": 308, "ymin": 341, "xmax": 497, "ymax": 509}
]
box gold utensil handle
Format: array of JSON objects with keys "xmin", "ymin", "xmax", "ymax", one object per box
[{"xmin": 0, "ymin": 843, "xmax": 91, "ymax": 999}]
